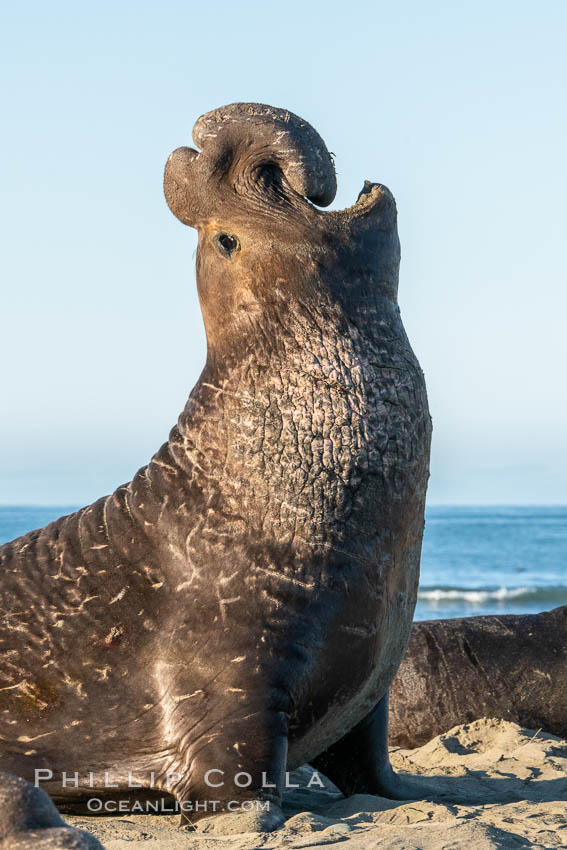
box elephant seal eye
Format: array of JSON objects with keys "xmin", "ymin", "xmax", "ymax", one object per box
[{"xmin": 214, "ymin": 232, "xmax": 240, "ymax": 258}]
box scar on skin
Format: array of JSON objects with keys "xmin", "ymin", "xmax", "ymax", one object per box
[
  {"xmin": 109, "ymin": 588, "xmax": 127, "ymax": 604},
  {"xmin": 172, "ymin": 690, "xmax": 204, "ymax": 703},
  {"xmin": 18, "ymin": 730, "xmax": 57, "ymax": 743}
]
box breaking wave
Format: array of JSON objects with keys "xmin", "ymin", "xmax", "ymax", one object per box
[{"xmin": 417, "ymin": 585, "xmax": 567, "ymax": 605}]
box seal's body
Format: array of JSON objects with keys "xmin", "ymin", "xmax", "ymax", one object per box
[
  {"xmin": 0, "ymin": 773, "xmax": 103, "ymax": 849},
  {"xmin": 0, "ymin": 103, "xmax": 431, "ymax": 827},
  {"xmin": 390, "ymin": 605, "xmax": 567, "ymax": 748}
]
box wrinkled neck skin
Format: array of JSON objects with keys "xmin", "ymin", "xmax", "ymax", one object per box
[
  {"xmin": 151, "ymin": 219, "xmax": 426, "ymax": 574},
  {"xmin": 192, "ymin": 242, "xmax": 406, "ymax": 419},
  {"xmin": 115, "ymin": 186, "xmax": 429, "ymax": 596}
]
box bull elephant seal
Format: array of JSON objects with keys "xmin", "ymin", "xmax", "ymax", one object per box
[
  {"xmin": 0, "ymin": 773, "xmax": 102, "ymax": 849},
  {"xmin": 389, "ymin": 604, "xmax": 567, "ymax": 748},
  {"xmin": 0, "ymin": 102, "xmax": 431, "ymax": 831}
]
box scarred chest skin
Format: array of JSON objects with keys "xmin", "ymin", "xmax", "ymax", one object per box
[{"xmin": 0, "ymin": 103, "xmax": 431, "ymax": 818}]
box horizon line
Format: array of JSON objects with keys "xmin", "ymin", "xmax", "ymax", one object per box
[{"xmin": 1, "ymin": 503, "xmax": 566, "ymax": 510}]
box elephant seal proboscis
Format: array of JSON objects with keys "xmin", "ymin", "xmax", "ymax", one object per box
[{"xmin": 0, "ymin": 103, "xmax": 431, "ymax": 832}]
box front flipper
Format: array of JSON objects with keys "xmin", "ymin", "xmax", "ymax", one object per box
[
  {"xmin": 312, "ymin": 691, "xmax": 434, "ymax": 800},
  {"xmin": 193, "ymin": 803, "xmax": 285, "ymax": 835},
  {"xmin": 177, "ymin": 709, "xmax": 288, "ymax": 833}
]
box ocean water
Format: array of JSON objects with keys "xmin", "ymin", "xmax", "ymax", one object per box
[
  {"xmin": 0, "ymin": 505, "xmax": 565, "ymax": 621},
  {"xmin": 416, "ymin": 505, "xmax": 567, "ymax": 620}
]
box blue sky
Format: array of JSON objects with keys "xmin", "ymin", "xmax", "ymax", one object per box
[{"xmin": 1, "ymin": 0, "xmax": 565, "ymax": 505}]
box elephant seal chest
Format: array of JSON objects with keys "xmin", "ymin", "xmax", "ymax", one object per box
[{"xmin": 163, "ymin": 292, "xmax": 430, "ymax": 768}]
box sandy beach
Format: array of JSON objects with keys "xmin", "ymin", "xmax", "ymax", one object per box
[{"xmin": 66, "ymin": 718, "xmax": 567, "ymax": 849}]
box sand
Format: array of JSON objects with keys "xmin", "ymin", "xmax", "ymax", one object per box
[{"xmin": 67, "ymin": 718, "xmax": 567, "ymax": 849}]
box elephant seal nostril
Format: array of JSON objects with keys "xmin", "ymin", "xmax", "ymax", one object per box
[{"xmin": 214, "ymin": 232, "xmax": 240, "ymax": 258}]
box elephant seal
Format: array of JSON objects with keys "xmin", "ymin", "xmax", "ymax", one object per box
[
  {"xmin": 0, "ymin": 103, "xmax": 431, "ymax": 830},
  {"xmin": 389, "ymin": 604, "xmax": 567, "ymax": 748},
  {"xmin": 0, "ymin": 773, "xmax": 103, "ymax": 849}
]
